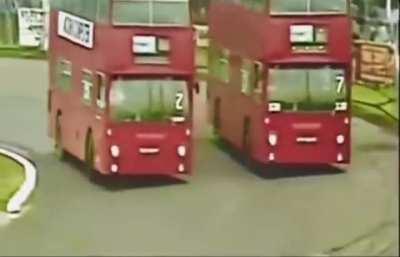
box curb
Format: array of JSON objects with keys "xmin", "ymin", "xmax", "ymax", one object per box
[{"xmin": 0, "ymin": 148, "xmax": 37, "ymax": 213}]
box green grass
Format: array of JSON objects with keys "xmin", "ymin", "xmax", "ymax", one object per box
[
  {"xmin": 352, "ymin": 85, "xmax": 391, "ymax": 105},
  {"xmin": 0, "ymin": 46, "xmax": 47, "ymax": 60},
  {"xmin": 381, "ymin": 102, "xmax": 399, "ymax": 120},
  {"xmin": 353, "ymin": 102, "xmax": 399, "ymax": 131},
  {"xmin": 352, "ymin": 84, "xmax": 398, "ymax": 130},
  {"xmin": 0, "ymin": 155, "xmax": 25, "ymax": 212},
  {"xmin": 379, "ymin": 87, "xmax": 398, "ymax": 101}
]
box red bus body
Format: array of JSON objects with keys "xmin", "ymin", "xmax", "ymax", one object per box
[
  {"xmin": 48, "ymin": 0, "xmax": 196, "ymax": 178},
  {"xmin": 208, "ymin": 1, "xmax": 352, "ymax": 166}
]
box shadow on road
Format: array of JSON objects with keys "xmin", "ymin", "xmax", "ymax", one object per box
[
  {"xmin": 62, "ymin": 153, "xmax": 187, "ymax": 191},
  {"xmin": 248, "ymin": 163, "xmax": 345, "ymax": 180},
  {"xmin": 211, "ymin": 137, "xmax": 345, "ymax": 180},
  {"xmin": 90, "ymin": 175, "xmax": 187, "ymax": 192}
]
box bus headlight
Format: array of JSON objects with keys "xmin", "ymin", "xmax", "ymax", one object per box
[
  {"xmin": 268, "ymin": 133, "xmax": 278, "ymax": 146},
  {"xmin": 177, "ymin": 145, "xmax": 187, "ymax": 157},
  {"xmin": 110, "ymin": 145, "xmax": 120, "ymax": 158},
  {"xmin": 111, "ymin": 164, "xmax": 119, "ymax": 173},
  {"xmin": 337, "ymin": 153, "xmax": 344, "ymax": 163},
  {"xmin": 268, "ymin": 153, "xmax": 276, "ymax": 161},
  {"xmin": 178, "ymin": 163, "xmax": 185, "ymax": 173},
  {"xmin": 336, "ymin": 134, "xmax": 345, "ymax": 145},
  {"xmin": 106, "ymin": 129, "xmax": 113, "ymax": 136},
  {"xmin": 335, "ymin": 102, "xmax": 348, "ymax": 112}
]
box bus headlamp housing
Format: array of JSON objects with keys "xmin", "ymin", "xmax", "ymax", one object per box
[
  {"xmin": 111, "ymin": 164, "xmax": 119, "ymax": 173},
  {"xmin": 178, "ymin": 163, "xmax": 185, "ymax": 173},
  {"xmin": 336, "ymin": 134, "xmax": 345, "ymax": 145},
  {"xmin": 177, "ymin": 145, "xmax": 187, "ymax": 157},
  {"xmin": 110, "ymin": 145, "xmax": 120, "ymax": 158},
  {"xmin": 268, "ymin": 133, "xmax": 278, "ymax": 146}
]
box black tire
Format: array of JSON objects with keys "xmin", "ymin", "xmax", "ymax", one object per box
[
  {"xmin": 85, "ymin": 132, "xmax": 96, "ymax": 172},
  {"xmin": 213, "ymin": 98, "xmax": 221, "ymax": 135},
  {"xmin": 54, "ymin": 115, "xmax": 66, "ymax": 160}
]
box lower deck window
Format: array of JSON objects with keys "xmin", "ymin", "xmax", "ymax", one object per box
[
  {"xmin": 109, "ymin": 79, "xmax": 189, "ymax": 122},
  {"xmin": 268, "ymin": 67, "xmax": 347, "ymax": 112}
]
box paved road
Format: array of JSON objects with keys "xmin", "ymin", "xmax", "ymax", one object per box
[{"xmin": 0, "ymin": 59, "xmax": 398, "ymax": 256}]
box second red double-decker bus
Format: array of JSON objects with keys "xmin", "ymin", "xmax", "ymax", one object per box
[
  {"xmin": 208, "ymin": 0, "xmax": 352, "ymax": 168},
  {"xmin": 48, "ymin": 0, "xmax": 197, "ymax": 179}
]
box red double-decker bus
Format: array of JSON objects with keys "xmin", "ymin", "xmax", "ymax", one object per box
[
  {"xmin": 48, "ymin": 0, "xmax": 197, "ymax": 179},
  {"xmin": 208, "ymin": 0, "xmax": 352, "ymax": 167}
]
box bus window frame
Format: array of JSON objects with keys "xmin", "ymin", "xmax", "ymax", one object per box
[
  {"xmin": 253, "ymin": 61, "xmax": 264, "ymax": 104},
  {"xmin": 241, "ymin": 59, "xmax": 253, "ymax": 96},
  {"xmin": 96, "ymin": 0, "xmax": 111, "ymax": 23},
  {"xmin": 108, "ymin": 77, "xmax": 191, "ymax": 123},
  {"xmin": 57, "ymin": 58, "xmax": 72, "ymax": 91},
  {"xmin": 82, "ymin": 69, "xmax": 94, "ymax": 106},
  {"xmin": 267, "ymin": 0, "xmax": 350, "ymax": 16},
  {"xmin": 266, "ymin": 65, "xmax": 349, "ymax": 113},
  {"xmin": 110, "ymin": 0, "xmax": 191, "ymax": 27},
  {"xmin": 240, "ymin": 60, "xmax": 265, "ymax": 104},
  {"xmin": 95, "ymin": 71, "xmax": 107, "ymax": 111}
]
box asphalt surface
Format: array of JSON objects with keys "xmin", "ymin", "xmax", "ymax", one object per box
[{"xmin": 0, "ymin": 59, "xmax": 398, "ymax": 256}]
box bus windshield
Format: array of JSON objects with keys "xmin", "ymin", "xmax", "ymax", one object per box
[
  {"xmin": 112, "ymin": 0, "xmax": 190, "ymax": 26},
  {"xmin": 270, "ymin": 0, "xmax": 347, "ymax": 14},
  {"xmin": 268, "ymin": 67, "xmax": 347, "ymax": 112},
  {"xmin": 110, "ymin": 79, "xmax": 189, "ymax": 122}
]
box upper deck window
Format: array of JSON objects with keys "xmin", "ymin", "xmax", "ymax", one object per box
[
  {"xmin": 112, "ymin": 0, "xmax": 190, "ymax": 26},
  {"xmin": 240, "ymin": 0, "xmax": 267, "ymax": 12},
  {"xmin": 270, "ymin": 0, "xmax": 347, "ymax": 15}
]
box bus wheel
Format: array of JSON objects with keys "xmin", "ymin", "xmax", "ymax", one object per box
[
  {"xmin": 54, "ymin": 115, "xmax": 65, "ymax": 160},
  {"xmin": 242, "ymin": 118, "xmax": 252, "ymax": 165},
  {"xmin": 85, "ymin": 132, "xmax": 96, "ymax": 172},
  {"xmin": 213, "ymin": 98, "xmax": 221, "ymax": 135}
]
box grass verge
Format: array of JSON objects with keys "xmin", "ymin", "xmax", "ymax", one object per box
[
  {"xmin": 0, "ymin": 46, "xmax": 47, "ymax": 60},
  {"xmin": 352, "ymin": 84, "xmax": 398, "ymax": 131},
  {"xmin": 0, "ymin": 154, "xmax": 25, "ymax": 212}
]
